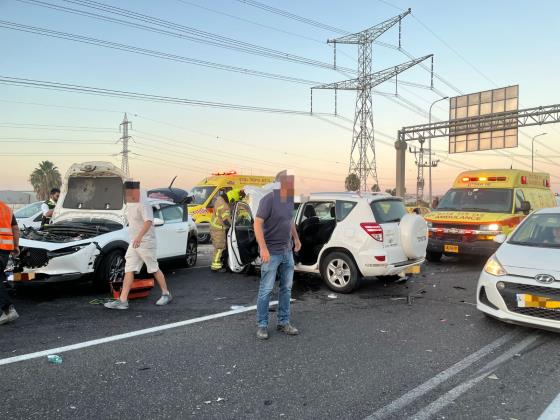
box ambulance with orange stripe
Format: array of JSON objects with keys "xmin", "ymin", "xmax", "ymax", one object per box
[
  {"xmin": 425, "ymin": 169, "xmax": 556, "ymax": 261},
  {"xmin": 188, "ymin": 171, "xmax": 274, "ymax": 243}
]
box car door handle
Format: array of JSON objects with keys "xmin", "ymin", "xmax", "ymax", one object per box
[{"xmin": 175, "ymin": 228, "xmax": 188, "ymax": 233}]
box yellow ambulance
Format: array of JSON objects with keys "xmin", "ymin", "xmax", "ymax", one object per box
[
  {"xmin": 188, "ymin": 171, "xmax": 274, "ymax": 242},
  {"xmin": 425, "ymin": 169, "xmax": 556, "ymax": 261}
]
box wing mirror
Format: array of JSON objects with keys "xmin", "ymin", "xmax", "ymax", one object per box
[
  {"xmin": 517, "ymin": 200, "xmax": 531, "ymax": 215},
  {"xmin": 493, "ymin": 234, "xmax": 507, "ymax": 244},
  {"xmin": 153, "ymin": 217, "xmax": 164, "ymax": 227}
]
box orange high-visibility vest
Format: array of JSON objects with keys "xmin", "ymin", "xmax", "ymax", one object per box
[{"xmin": 0, "ymin": 201, "xmax": 14, "ymax": 251}]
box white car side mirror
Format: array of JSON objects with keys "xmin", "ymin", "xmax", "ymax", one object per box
[
  {"xmin": 153, "ymin": 217, "xmax": 164, "ymax": 227},
  {"xmin": 493, "ymin": 234, "xmax": 507, "ymax": 244}
]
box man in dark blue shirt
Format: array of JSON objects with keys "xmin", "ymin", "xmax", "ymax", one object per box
[{"xmin": 254, "ymin": 173, "xmax": 301, "ymax": 340}]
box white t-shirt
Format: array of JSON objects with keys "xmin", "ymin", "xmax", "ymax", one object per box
[{"xmin": 125, "ymin": 200, "xmax": 156, "ymax": 248}]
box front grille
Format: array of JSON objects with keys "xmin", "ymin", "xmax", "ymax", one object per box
[
  {"xmin": 499, "ymin": 281, "xmax": 560, "ymax": 321},
  {"xmin": 433, "ymin": 223, "xmax": 481, "ymax": 230},
  {"xmin": 20, "ymin": 247, "xmax": 50, "ymax": 269},
  {"xmin": 512, "ymin": 307, "xmax": 560, "ymax": 321}
]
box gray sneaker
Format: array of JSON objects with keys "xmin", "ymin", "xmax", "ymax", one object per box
[
  {"xmin": 7, "ymin": 307, "xmax": 19, "ymax": 323},
  {"xmin": 256, "ymin": 327, "xmax": 269, "ymax": 340},
  {"xmin": 277, "ymin": 324, "xmax": 299, "ymax": 335},
  {"xmin": 0, "ymin": 306, "xmax": 19, "ymax": 325},
  {"xmin": 104, "ymin": 300, "xmax": 129, "ymax": 310},
  {"xmin": 156, "ymin": 293, "xmax": 172, "ymax": 306}
]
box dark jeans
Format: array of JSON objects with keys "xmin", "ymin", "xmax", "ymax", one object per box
[{"xmin": 0, "ymin": 252, "xmax": 12, "ymax": 313}]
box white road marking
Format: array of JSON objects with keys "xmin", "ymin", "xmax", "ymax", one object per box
[
  {"xmin": 365, "ymin": 332, "xmax": 517, "ymax": 420},
  {"xmin": 538, "ymin": 392, "xmax": 560, "ymax": 420},
  {"xmin": 0, "ymin": 302, "xmax": 277, "ymax": 367},
  {"xmin": 412, "ymin": 333, "xmax": 539, "ymax": 420}
]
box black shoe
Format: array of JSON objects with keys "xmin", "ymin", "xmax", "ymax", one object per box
[{"xmin": 277, "ymin": 324, "xmax": 299, "ymax": 335}]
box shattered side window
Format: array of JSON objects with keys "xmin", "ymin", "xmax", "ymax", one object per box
[{"xmin": 63, "ymin": 177, "xmax": 124, "ymax": 210}]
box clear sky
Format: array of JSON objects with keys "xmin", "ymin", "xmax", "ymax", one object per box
[{"xmin": 1, "ymin": 0, "xmax": 559, "ymax": 196}]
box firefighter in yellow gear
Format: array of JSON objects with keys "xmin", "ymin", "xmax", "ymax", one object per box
[{"xmin": 210, "ymin": 191, "xmax": 231, "ymax": 272}]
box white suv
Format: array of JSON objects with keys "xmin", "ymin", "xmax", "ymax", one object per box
[
  {"xmin": 228, "ymin": 187, "xmax": 428, "ymax": 293},
  {"xmin": 14, "ymin": 161, "xmax": 198, "ymax": 288}
]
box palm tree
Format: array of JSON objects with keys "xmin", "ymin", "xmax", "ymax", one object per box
[{"xmin": 29, "ymin": 161, "xmax": 62, "ymax": 201}]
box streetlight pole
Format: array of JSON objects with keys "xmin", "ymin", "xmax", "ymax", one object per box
[
  {"xmin": 429, "ymin": 96, "xmax": 448, "ymax": 207},
  {"xmin": 531, "ymin": 132, "xmax": 547, "ymax": 172}
]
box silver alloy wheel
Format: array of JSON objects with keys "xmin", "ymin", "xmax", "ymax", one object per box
[
  {"xmin": 326, "ymin": 258, "xmax": 352, "ymax": 287},
  {"xmin": 186, "ymin": 240, "xmax": 197, "ymax": 267},
  {"xmin": 109, "ymin": 254, "xmax": 125, "ymax": 283}
]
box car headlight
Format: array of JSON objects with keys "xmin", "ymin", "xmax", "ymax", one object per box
[
  {"xmin": 47, "ymin": 243, "xmax": 93, "ymax": 258},
  {"xmin": 484, "ymin": 255, "xmax": 507, "ymax": 276},
  {"xmin": 481, "ymin": 223, "xmax": 501, "ymax": 232}
]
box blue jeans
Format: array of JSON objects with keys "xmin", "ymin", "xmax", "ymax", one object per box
[{"xmin": 256, "ymin": 251, "xmax": 294, "ymax": 328}]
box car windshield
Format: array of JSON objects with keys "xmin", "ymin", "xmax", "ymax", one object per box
[
  {"xmin": 509, "ymin": 213, "xmax": 560, "ymax": 248},
  {"xmin": 63, "ymin": 177, "xmax": 124, "ymax": 210},
  {"xmin": 14, "ymin": 202, "xmax": 42, "ymax": 218},
  {"xmin": 189, "ymin": 186, "xmax": 216, "ymax": 206},
  {"xmin": 370, "ymin": 199, "xmax": 406, "ymax": 224},
  {"xmin": 435, "ymin": 188, "xmax": 512, "ymax": 213}
]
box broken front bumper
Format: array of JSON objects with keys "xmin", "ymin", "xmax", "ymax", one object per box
[{"xmin": 13, "ymin": 243, "xmax": 100, "ymax": 283}]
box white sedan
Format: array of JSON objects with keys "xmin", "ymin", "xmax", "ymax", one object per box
[
  {"xmin": 14, "ymin": 201, "xmax": 43, "ymax": 230},
  {"xmin": 477, "ymin": 208, "xmax": 560, "ymax": 331}
]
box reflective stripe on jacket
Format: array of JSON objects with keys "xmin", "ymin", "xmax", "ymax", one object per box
[
  {"xmin": 210, "ymin": 196, "xmax": 231, "ymax": 229},
  {"xmin": 0, "ymin": 201, "xmax": 14, "ymax": 251}
]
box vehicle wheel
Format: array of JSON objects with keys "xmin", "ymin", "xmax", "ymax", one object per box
[
  {"xmin": 95, "ymin": 249, "xmax": 125, "ymax": 290},
  {"xmin": 426, "ymin": 251, "xmax": 442, "ymax": 262},
  {"xmin": 320, "ymin": 252, "xmax": 359, "ymax": 293},
  {"xmin": 198, "ymin": 232, "xmax": 210, "ymax": 244},
  {"xmin": 185, "ymin": 237, "xmax": 198, "ymax": 268}
]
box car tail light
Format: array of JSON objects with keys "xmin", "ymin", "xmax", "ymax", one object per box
[
  {"xmin": 361, "ymin": 223, "xmax": 383, "ymax": 242},
  {"xmin": 545, "ymin": 179, "xmax": 550, "ymax": 187},
  {"xmin": 521, "ymin": 176, "xmax": 527, "ymax": 184},
  {"xmin": 375, "ymin": 255, "xmax": 386, "ymax": 262}
]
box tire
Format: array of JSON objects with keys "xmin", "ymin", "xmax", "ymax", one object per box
[
  {"xmin": 426, "ymin": 251, "xmax": 442, "ymax": 262},
  {"xmin": 198, "ymin": 232, "xmax": 210, "ymax": 244},
  {"xmin": 94, "ymin": 249, "xmax": 125, "ymax": 290},
  {"xmin": 185, "ymin": 237, "xmax": 198, "ymax": 268},
  {"xmin": 320, "ymin": 251, "xmax": 359, "ymax": 293}
]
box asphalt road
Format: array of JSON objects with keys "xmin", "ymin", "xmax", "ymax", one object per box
[{"xmin": 1, "ymin": 246, "xmax": 560, "ymax": 420}]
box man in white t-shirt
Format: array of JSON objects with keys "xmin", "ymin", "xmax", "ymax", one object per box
[{"xmin": 105, "ymin": 181, "xmax": 171, "ymax": 310}]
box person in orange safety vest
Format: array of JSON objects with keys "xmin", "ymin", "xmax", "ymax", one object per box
[{"xmin": 0, "ymin": 200, "xmax": 20, "ymax": 325}]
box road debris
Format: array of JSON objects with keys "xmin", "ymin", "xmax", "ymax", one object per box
[
  {"xmin": 47, "ymin": 354, "xmax": 63, "ymax": 365},
  {"xmin": 453, "ymin": 286, "xmax": 467, "ymax": 290},
  {"xmin": 327, "ymin": 293, "xmax": 338, "ymax": 299},
  {"xmin": 115, "ymin": 361, "xmax": 127, "ymax": 365},
  {"xmin": 487, "ymin": 374, "xmax": 499, "ymax": 380}
]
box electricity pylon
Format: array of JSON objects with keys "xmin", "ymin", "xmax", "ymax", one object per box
[{"xmin": 311, "ymin": 8, "xmax": 433, "ymax": 191}]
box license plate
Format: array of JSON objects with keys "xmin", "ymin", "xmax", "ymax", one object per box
[
  {"xmin": 405, "ymin": 265, "xmax": 421, "ymax": 274},
  {"xmin": 444, "ymin": 244, "xmax": 459, "ymax": 253},
  {"xmin": 12, "ymin": 272, "xmax": 36, "ymax": 282},
  {"xmin": 517, "ymin": 294, "xmax": 560, "ymax": 309}
]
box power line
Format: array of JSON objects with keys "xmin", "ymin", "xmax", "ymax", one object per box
[
  {"xmin": 0, "ymin": 75, "xmax": 329, "ymax": 115},
  {"xmin": 0, "ymin": 20, "xmax": 320, "ymax": 86},
  {"xmin": 0, "ymin": 121, "xmax": 118, "ymax": 132},
  {"xmin": 234, "ymin": 0, "xmax": 350, "ymax": 35},
  {"xmin": 18, "ymin": 0, "xmax": 356, "ymax": 74}
]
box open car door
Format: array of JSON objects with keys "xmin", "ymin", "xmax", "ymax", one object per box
[{"xmin": 227, "ymin": 201, "xmax": 259, "ymax": 273}]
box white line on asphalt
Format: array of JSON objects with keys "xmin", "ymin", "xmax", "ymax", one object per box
[
  {"xmin": 365, "ymin": 332, "xmax": 517, "ymax": 420},
  {"xmin": 0, "ymin": 302, "xmax": 276, "ymax": 367},
  {"xmin": 411, "ymin": 333, "xmax": 539, "ymax": 420},
  {"xmin": 538, "ymin": 391, "xmax": 560, "ymax": 420}
]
